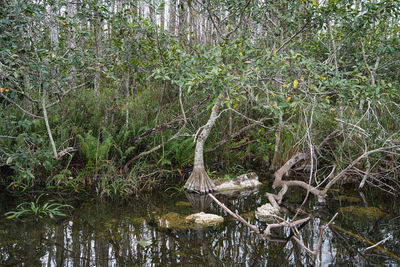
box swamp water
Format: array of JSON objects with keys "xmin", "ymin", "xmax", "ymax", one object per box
[{"xmin": 0, "ymin": 185, "xmax": 399, "ymax": 266}]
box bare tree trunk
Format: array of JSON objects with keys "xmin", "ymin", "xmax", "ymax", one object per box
[
  {"xmin": 125, "ymin": 70, "xmax": 130, "ymax": 126},
  {"xmin": 270, "ymin": 111, "xmax": 283, "ymax": 170},
  {"xmin": 169, "ymin": 0, "xmax": 176, "ymax": 34},
  {"xmin": 49, "ymin": 1, "xmax": 59, "ymax": 49},
  {"xmin": 67, "ymin": 0, "xmax": 77, "ymax": 88},
  {"xmin": 94, "ymin": 3, "xmax": 103, "ymax": 94},
  {"xmin": 184, "ymin": 95, "xmax": 224, "ymax": 193},
  {"xmin": 178, "ymin": 0, "xmax": 186, "ymax": 41},
  {"xmin": 42, "ymin": 90, "xmax": 58, "ymax": 159},
  {"xmin": 160, "ymin": 0, "xmax": 165, "ymax": 31}
]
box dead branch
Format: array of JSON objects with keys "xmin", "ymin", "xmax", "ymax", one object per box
[
  {"xmin": 264, "ymin": 217, "xmax": 310, "ymax": 236},
  {"xmin": 268, "ymin": 145, "xmax": 400, "ymax": 207},
  {"xmin": 208, "ymin": 193, "xmax": 260, "ymax": 234},
  {"xmin": 321, "ymin": 145, "xmax": 399, "ymax": 196},
  {"xmin": 330, "ymin": 224, "xmax": 400, "ymax": 262},
  {"xmin": 361, "ymin": 236, "xmax": 390, "ymax": 253},
  {"xmin": 358, "ymin": 159, "xmax": 370, "ymax": 190},
  {"xmin": 205, "ymin": 117, "xmax": 269, "ymax": 153},
  {"xmin": 56, "ymin": 147, "xmax": 77, "ymax": 159}
]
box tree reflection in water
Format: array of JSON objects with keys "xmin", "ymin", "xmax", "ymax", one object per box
[{"xmin": 0, "ymin": 188, "xmax": 399, "ymax": 266}]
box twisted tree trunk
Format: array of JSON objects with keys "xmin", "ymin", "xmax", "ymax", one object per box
[{"xmin": 184, "ymin": 95, "xmax": 224, "ymax": 193}]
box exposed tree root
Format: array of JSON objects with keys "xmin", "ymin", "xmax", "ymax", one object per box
[
  {"xmin": 184, "ymin": 167, "xmax": 216, "ymax": 194},
  {"xmin": 267, "ymin": 145, "xmax": 400, "ymax": 209}
]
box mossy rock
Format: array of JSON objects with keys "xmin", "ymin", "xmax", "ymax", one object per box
[
  {"xmin": 240, "ymin": 211, "xmax": 255, "ymax": 220},
  {"xmin": 185, "ymin": 212, "xmax": 224, "ymax": 227},
  {"xmin": 157, "ymin": 212, "xmax": 193, "ymax": 230},
  {"xmin": 157, "ymin": 212, "xmax": 223, "ymax": 230},
  {"xmin": 333, "ymin": 195, "xmax": 361, "ymax": 203},
  {"xmin": 131, "ymin": 217, "xmax": 146, "ymax": 224},
  {"xmin": 175, "ymin": 201, "xmax": 191, "ymax": 207},
  {"xmin": 339, "ymin": 206, "xmax": 387, "ymax": 220}
]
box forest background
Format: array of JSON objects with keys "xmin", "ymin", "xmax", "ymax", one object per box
[{"xmin": 0, "ymin": 0, "xmax": 399, "ymax": 199}]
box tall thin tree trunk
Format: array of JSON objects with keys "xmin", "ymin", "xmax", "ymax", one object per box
[
  {"xmin": 67, "ymin": 0, "xmax": 77, "ymax": 88},
  {"xmin": 169, "ymin": 0, "xmax": 176, "ymax": 34},
  {"xmin": 49, "ymin": 2, "xmax": 59, "ymax": 49},
  {"xmin": 42, "ymin": 90, "xmax": 58, "ymax": 159},
  {"xmin": 125, "ymin": 70, "xmax": 130, "ymax": 127},
  {"xmin": 178, "ymin": 0, "xmax": 186, "ymax": 41},
  {"xmin": 270, "ymin": 111, "xmax": 283, "ymax": 170},
  {"xmin": 184, "ymin": 95, "xmax": 224, "ymax": 193},
  {"xmin": 160, "ymin": 0, "xmax": 165, "ymax": 31},
  {"xmin": 94, "ymin": 4, "xmax": 103, "ymax": 94}
]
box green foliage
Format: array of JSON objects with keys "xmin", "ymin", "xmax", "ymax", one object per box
[
  {"xmin": 4, "ymin": 194, "xmax": 73, "ymax": 220},
  {"xmin": 159, "ymin": 137, "xmax": 195, "ymax": 168},
  {"xmin": 1, "ymin": 0, "xmax": 399, "ymax": 198},
  {"xmin": 77, "ymin": 130, "xmax": 113, "ymax": 165}
]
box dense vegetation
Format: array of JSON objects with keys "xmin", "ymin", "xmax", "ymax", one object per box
[{"xmin": 1, "ymin": 0, "xmax": 399, "ymax": 198}]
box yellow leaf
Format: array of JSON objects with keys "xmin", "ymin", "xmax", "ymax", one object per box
[
  {"xmin": 233, "ymin": 103, "xmax": 238, "ymax": 109},
  {"xmin": 192, "ymin": 12, "xmax": 196, "ymax": 16},
  {"xmin": 329, "ymin": 108, "xmax": 336, "ymax": 111},
  {"xmin": 274, "ymin": 133, "xmax": 279, "ymax": 138},
  {"xmin": 51, "ymin": 79, "xmax": 56, "ymax": 83},
  {"xmin": 211, "ymin": 105, "xmax": 216, "ymax": 111},
  {"xmin": 320, "ymin": 75, "xmax": 326, "ymax": 81},
  {"xmin": 286, "ymin": 97, "xmax": 291, "ymax": 102},
  {"xmin": 282, "ymin": 83, "xmax": 289, "ymax": 88},
  {"xmin": 293, "ymin": 80, "xmax": 298, "ymax": 89},
  {"xmin": 300, "ymin": 77, "xmax": 304, "ymax": 81},
  {"xmin": 239, "ymin": 52, "xmax": 243, "ymax": 56},
  {"xmin": 271, "ymin": 92, "xmax": 275, "ymax": 96},
  {"xmin": 5, "ymin": 89, "xmax": 9, "ymax": 92},
  {"xmin": 0, "ymin": 88, "xmax": 4, "ymax": 93},
  {"xmin": 312, "ymin": 0, "xmax": 317, "ymax": 6}
]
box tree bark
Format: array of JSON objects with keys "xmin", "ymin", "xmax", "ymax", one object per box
[
  {"xmin": 94, "ymin": 3, "xmax": 103, "ymax": 94},
  {"xmin": 169, "ymin": 0, "xmax": 176, "ymax": 34},
  {"xmin": 125, "ymin": 70, "xmax": 130, "ymax": 126},
  {"xmin": 42, "ymin": 91, "xmax": 58, "ymax": 159},
  {"xmin": 184, "ymin": 94, "xmax": 224, "ymax": 193}
]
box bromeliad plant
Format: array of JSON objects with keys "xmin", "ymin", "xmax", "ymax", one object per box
[{"xmin": 5, "ymin": 194, "xmax": 73, "ymax": 220}]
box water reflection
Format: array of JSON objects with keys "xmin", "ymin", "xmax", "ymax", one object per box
[
  {"xmin": 185, "ymin": 192, "xmax": 212, "ymax": 212},
  {"xmin": 0, "ymin": 188, "xmax": 399, "ymax": 266}
]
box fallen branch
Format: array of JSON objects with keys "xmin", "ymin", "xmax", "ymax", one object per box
[
  {"xmin": 361, "ymin": 236, "xmax": 390, "ymax": 253},
  {"xmin": 358, "ymin": 159, "xmax": 370, "ymax": 190},
  {"xmin": 331, "ymin": 224, "xmax": 400, "ymax": 262},
  {"xmin": 208, "ymin": 193, "xmax": 260, "ymax": 234},
  {"xmin": 264, "ymin": 217, "xmax": 310, "ymax": 236}
]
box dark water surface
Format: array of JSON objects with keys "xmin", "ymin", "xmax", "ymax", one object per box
[{"xmin": 0, "ymin": 185, "xmax": 399, "ymax": 266}]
